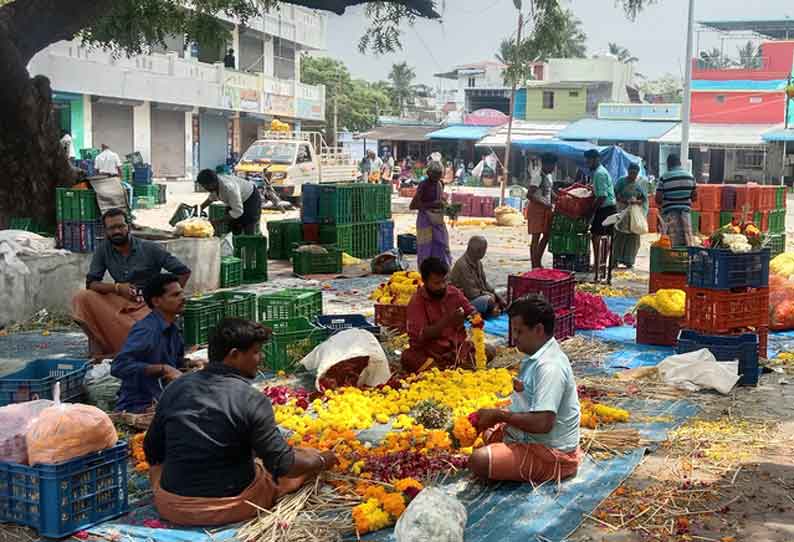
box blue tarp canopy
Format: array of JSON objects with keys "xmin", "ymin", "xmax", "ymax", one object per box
[
  {"xmin": 557, "ymin": 119, "xmax": 679, "ymax": 142},
  {"xmin": 427, "ymin": 125, "xmax": 492, "ymax": 140},
  {"xmin": 508, "ymin": 138, "xmax": 602, "ymax": 161},
  {"xmin": 692, "ymin": 79, "xmax": 787, "ymax": 91},
  {"xmin": 763, "ymin": 128, "xmax": 794, "ymax": 142}
]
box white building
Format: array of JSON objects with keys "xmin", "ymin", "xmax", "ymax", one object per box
[{"xmin": 28, "ymin": 7, "xmax": 327, "ymax": 179}]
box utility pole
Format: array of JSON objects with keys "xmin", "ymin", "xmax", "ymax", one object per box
[
  {"xmin": 502, "ymin": 10, "xmax": 524, "ymax": 204},
  {"xmin": 680, "ymin": 0, "xmax": 695, "ymax": 171},
  {"xmin": 333, "ymin": 71, "xmax": 339, "ymax": 148}
]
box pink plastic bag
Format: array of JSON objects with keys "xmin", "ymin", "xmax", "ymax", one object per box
[{"xmin": 0, "ymin": 400, "xmax": 54, "ymax": 464}]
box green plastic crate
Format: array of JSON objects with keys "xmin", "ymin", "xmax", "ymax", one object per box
[
  {"xmin": 267, "ymin": 219, "xmax": 302, "ymax": 260},
  {"xmin": 260, "ymin": 317, "xmax": 328, "ymax": 372},
  {"xmin": 776, "ymin": 186, "xmax": 786, "ymax": 209},
  {"xmin": 79, "ymin": 148, "xmax": 101, "ymax": 161},
  {"xmin": 768, "ymin": 209, "xmax": 785, "ymax": 233},
  {"xmin": 220, "ymin": 256, "xmax": 242, "ymax": 288},
  {"xmin": 319, "ymin": 224, "xmax": 353, "ymax": 254},
  {"xmin": 135, "ymin": 196, "xmax": 155, "ymax": 210},
  {"xmin": 375, "ymin": 184, "xmax": 392, "ymax": 220},
  {"xmin": 208, "ymin": 202, "xmax": 227, "ymax": 221},
  {"xmin": 209, "ymin": 290, "xmax": 257, "ymax": 320},
  {"xmin": 549, "ymin": 231, "xmax": 590, "ymax": 255},
  {"xmin": 183, "ymin": 298, "xmax": 225, "ymax": 346},
  {"xmin": 318, "ymin": 184, "xmax": 353, "ymax": 224},
  {"xmin": 133, "ymin": 184, "xmax": 159, "ymax": 199},
  {"xmin": 551, "ymin": 214, "xmax": 590, "ymax": 234},
  {"xmin": 649, "ymin": 246, "xmax": 689, "ymax": 274},
  {"xmin": 56, "ymin": 188, "xmax": 99, "ymax": 221},
  {"xmin": 235, "ymin": 235, "xmax": 268, "ymax": 284},
  {"xmin": 690, "ymin": 211, "xmax": 700, "ymax": 235},
  {"xmin": 768, "ymin": 233, "xmax": 786, "ymax": 257},
  {"xmin": 9, "ymin": 218, "xmax": 33, "ymax": 231},
  {"xmin": 719, "ymin": 211, "xmax": 737, "ymax": 228},
  {"xmin": 352, "ymin": 222, "xmax": 379, "ymax": 259},
  {"xmin": 257, "ymin": 288, "xmax": 323, "ymax": 322},
  {"xmin": 292, "ymin": 245, "xmax": 342, "ymax": 275}
]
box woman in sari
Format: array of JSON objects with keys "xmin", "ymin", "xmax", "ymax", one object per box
[
  {"xmin": 612, "ymin": 163, "xmax": 648, "ymax": 269},
  {"xmin": 410, "ymin": 161, "xmax": 451, "ymax": 267}
]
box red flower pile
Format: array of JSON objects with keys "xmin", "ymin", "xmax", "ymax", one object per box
[{"xmin": 574, "ymin": 291, "xmax": 622, "ymax": 330}]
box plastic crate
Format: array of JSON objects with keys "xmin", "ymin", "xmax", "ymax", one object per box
[
  {"xmin": 0, "ymin": 359, "xmax": 88, "ymax": 407},
  {"xmin": 734, "ymin": 185, "xmax": 754, "ymax": 212},
  {"xmin": 767, "ymin": 233, "xmax": 786, "ymax": 257},
  {"xmin": 650, "ymin": 246, "xmax": 689, "ymax": 274},
  {"xmin": 477, "ymin": 196, "xmax": 496, "ymax": 218},
  {"xmin": 79, "ymin": 148, "xmax": 101, "ymax": 161},
  {"xmin": 220, "ymin": 256, "xmax": 242, "ymax": 288},
  {"xmin": 156, "ymin": 183, "xmax": 167, "ymax": 205},
  {"xmin": 775, "ymin": 186, "xmax": 786, "ymax": 209},
  {"xmin": 377, "ymin": 220, "xmax": 395, "ymax": 253},
  {"xmin": 684, "ymin": 287, "xmax": 769, "ymax": 334},
  {"xmin": 509, "ymin": 308, "xmax": 574, "ymax": 347},
  {"xmin": 551, "ymin": 214, "xmax": 590, "ymax": 234},
  {"xmin": 677, "ymin": 330, "xmax": 759, "ymax": 386},
  {"xmin": 553, "ymin": 253, "xmax": 591, "ymax": 273},
  {"xmin": 648, "ymin": 208, "xmax": 659, "ymax": 234},
  {"xmin": 257, "ymin": 288, "xmax": 323, "ymax": 322},
  {"xmin": 699, "ymin": 211, "xmax": 720, "ymax": 235},
  {"xmin": 59, "ymin": 221, "xmax": 103, "ymax": 253},
  {"xmin": 399, "ymin": 187, "xmax": 416, "ymax": 198},
  {"xmin": 756, "ymin": 210, "xmax": 769, "ymax": 232},
  {"xmin": 549, "ymin": 231, "xmax": 590, "ymax": 255},
  {"xmin": 302, "ymin": 223, "xmax": 320, "ymax": 243},
  {"xmin": 183, "ymin": 298, "xmax": 225, "ymax": 346},
  {"xmin": 720, "ymin": 185, "xmax": 737, "ymax": 210},
  {"xmin": 375, "ymin": 184, "xmax": 392, "ymax": 220},
  {"xmin": 316, "ymin": 314, "xmax": 380, "ymax": 336},
  {"xmin": 292, "ymin": 245, "xmax": 342, "ymax": 275},
  {"xmin": 759, "ymin": 185, "xmax": 776, "ymax": 211},
  {"xmin": 301, "ymin": 184, "xmax": 322, "ymax": 224},
  {"xmin": 719, "ymin": 211, "xmax": 740, "ymax": 228},
  {"xmin": 504, "ymin": 196, "xmax": 524, "ymax": 212},
  {"xmin": 687, "ymin": 248, "xmax": 770, "ymax": 290},
  {"xmin": 56, "ymin": 188, "xmax": 99, "ymax": 221},
  {"xmin": 319, "ymin": 224, "xmax": 353, "ymax": 255},
  {"xmin": 8, "ymin": 218, "xmax": 33, "ymax": 231},
  {"xmin": 398, "ymin": 233, "xmax": 417, "ymax": 255},
  {"xmin": 132, "ymin": 165, "xmax": 152, "ymax": 184},
  {"xmin": 135, "ymin": 196, "xmax": 155, "ymax": 210},
  {"xmin": 132, "ymin": 184, "xmax": 159, "ymax": 200},
  {"xmin": 208, "ymin": 202, "xmax": 227, "ymax": 222},
  {"xmin": 690, "ymin": 211, "xmax": 700, "ymax": 235},
  {"xmin": 636, "ymin": 309, "xmax": 682, "ymax": 346},
  {"xmin": 318, "ymin": 184, "xmax": 354, "ymax": 224},
  {"xmin": 374, "ymin": 303, "xmax": 408, "ymax": 331},
  {"xmin": 208, "ymin": 290, "xmax": 257, "ymax": 321},
  {"xmin": 267, "ymin": 219, "xmax": 302, "ymax": 260},
  {"xmin": 0, "ymin": 441, "xmax": 130, "ymax": 538},
  {"xmin": 260, "ymin": 317, "xmax": 328, "ymax": 372},
  {"xmin": 768, "ymin": 208, "xmax": 785, "ymax": 233},
  {"xmin": 235, "ymin": 235, "xmax": 268, "ymax": 283},
  {"xmin": 352, "ymin": 222, "xmax": 379, "ymax": 259},
  {"xmin": 696, "ymin": 184, "xmax": 722, "ymax": 211},
  {"xmin": 507, "ymin": 272, "xmax": 575, "ymax": 310},
  {"xmin": 649, "ymin": 272, "xmax": 687, "ymax": 293}
]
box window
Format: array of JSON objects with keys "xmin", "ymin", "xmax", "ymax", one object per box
[
  {"xmin": 736, "ymin": 150, "xmax": 765, "ymax": 170},
  {"xmin": 467, "ymin": 77, "xmax": 476, "ymax": 88},
  {"xmin": 715, "ymin": 95, "xmax": 726, "ymax": 104},
  {"xmin": 542, "ymin": 91, "xmax": 555, "ymax": 109},
  {"xmin": 749, "ymin": 96, "xmax": 763, "ymax": 104},
  {"xmin": 569, "ymin": 91, "xmax": 580, "ymax": 98}
]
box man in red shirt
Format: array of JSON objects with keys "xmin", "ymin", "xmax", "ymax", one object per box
[{"xmin": 401, "ymin": 257, "xmax": 480, "ymax": 373}]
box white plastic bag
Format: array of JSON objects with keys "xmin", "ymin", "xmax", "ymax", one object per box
[
  {"xmin": 628, "ymin": 204, "xmax": 649, "ymax": 235},
  {"xmin": 0, "ymin": 400, "xmax": 54, "ymax": 464},
  {"xmin": 395, "ymin": 488, "xmax": 467, "ymax": 542},
  {"xmin": 657, "ymin": 349, "xmax": 739, "ymax": 394},
  {"xmin": 471, "ymin": 160, "xmax": 484, "ymax": 179},
  {"xmin": 220, "ymin": 233, "xmax": 235, "ymax": 258},
  {"xmin": 299, "ymin": 328, "xmax": 391, "ymax": 391}
]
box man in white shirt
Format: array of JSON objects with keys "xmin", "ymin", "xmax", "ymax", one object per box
[
  {"xmin": 197, "ymin": 169, "xmax": 262, "ymax": 235},
  {"xmin": 94, "ymin": 144, "xmax": 123, "ymax": 176}
]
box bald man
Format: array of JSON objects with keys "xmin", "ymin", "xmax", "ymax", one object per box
[{"xmin": 449, "ymin": 236, "xmax": 506, "ymax": 317}]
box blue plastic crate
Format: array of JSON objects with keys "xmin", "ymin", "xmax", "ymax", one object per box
[
  {"xmin": 504, "ymin": 196, "xmax": 524, "ymax": 211},
  {"xmin": 132, "ymin": 165, "xmax": 152, "ymax": 184},
  {"xmin": 59, "ymin": 221, "xmax": 103, "ymax": 253},
  {"xmin": 397, "ymin": 233, "xmax": 417, "ymax": 255},
  {"xmin": 301, "ymin": 184, "xmax": 322, "ymax": 224},
  {"xmin": 0, "ymin": 358, "xmax": 89, "ymax": 407},
  {"xmin": 0, "ymin": 442, "xmax": 129, "ymax": 538},
  {"xmin": 677, "ymin": 330, "xmax": 759, "ymax": 386},
  {"xmin": 316, "ymin": 314, "xmax": 381, "ymax": 336},
  {"xmin": 687, "ymin": 248, "xmax": 770, "ymax": 290},
  {"xmin": 377, "ymin": 220, "xmax": 395, "ymax": 253}
]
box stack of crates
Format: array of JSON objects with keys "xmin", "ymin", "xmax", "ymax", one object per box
[
  {"xmin": 450, "ymin": 193, "xmax": 499, "ymax": 217},
  {"xmin": 257, "ymin": 288, "xmax": 325, "ymax": 372},
  {"xmin": 300, "ymin": 183, "xmax": 392, "ymax": 262},
  {"xmin": 677, "ymin": 246, "xmax": 771, "ymax": 385},
  {"xmin": 235, "ymin": 235, "xmax": 268, "ymax": 283},
  {"xmin": 131, "ymin": 163, "xmax": 155, "ymax": 209},
  {"xmin": 649, "ymin": 245, "xmax": 689, "ymax": 293},
  {"xmin": 549, "ymin": 214, "xmax": 591, "ymax": 272},
  {"xmin": 506, "ymin": 270, "xmax": 576, "ymax": 345},
  {"xmin": 267, "ymin": 218, "xmax": 303, "ymax": 260},
  {"xmin": 55, "ymin": 188, "xmax": 102, "ymax": 253}
]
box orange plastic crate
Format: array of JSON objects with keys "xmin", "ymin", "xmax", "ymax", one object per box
[
  {"xmin": 648, "ymin": 208, "xmax": 659, "ymax": 233},
  {"xmin": 690, "ymin": 194, "xmax": 700, "ymax": 211},
  {"xmin": 684, "ymin": 287, "xmax": 769, "ymax": 334},
  {"xmin": 759, "ymin": 186, "xmax": 776, "ymax": 211},
  {"xmin": 696, "ymin": 185, "xmax": 722, "ymax": 211},
  {"xmin": 649, "ymin": 272, "xmax": 687, "ymax": 293},
  {"xmin": 759, "ymin": 326, "xmax": 768, "ymax": 359},
  {"xmin": 759, "ymin": 210, "xmax": 769, "ymax": 231},
  {"xmin": 699, "ymin": 212, "xmax": 720, "ymax": 235}
]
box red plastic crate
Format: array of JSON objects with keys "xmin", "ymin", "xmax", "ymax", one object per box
[
  {"xmin": 507, "ymin": 272, "xmax": 575, "ymax": 311},
  {"xmin": 759, "ymin": 326, "xmax": 768, "ymax": 358},
  {"xmin": 759, "ymin": 210, "xmax": 769, "ymax": 232},
  {"xmin": 699, "ymin": 212, "xmax": 720, "ymax": 235},
  {"xmin": 690, "ymin": 195, "xmax": 700, "ymax": 211},
  {"xmin": 649, "ymin": 272, "xmax": 687, "ymax": 293},
  {"xmin": 734, "ymin": 185, "xmax": 753, "ymax": 212},
  {"xmin": 684, "ymin": 287, "xmax": 769, "ymax": 334},
  {"xmin": 696, "ymin": 185, "xmax": 722, "ymax": 212},
  {"xmin": 302, "ymin": 223, "xmax": 320, "ymax": 243},
  {"xmin": 759, "ymin": 186, "xmax": 776, "ymax": 211},
  {"xmin": 478, "ymin": 196, "xmax": 496, "ymax": 218},
  {"xmin": 374, "ymin": 303, "xmax": 408, "ymax": 331},
  {"xmin": 636, "ymin": 309, "xmax": 682, "ymax": 346},
  {"xmin": 648, "ymin": 208, "xmax": 659, "ymax": 233}
]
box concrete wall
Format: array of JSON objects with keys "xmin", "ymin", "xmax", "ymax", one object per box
[
  {"xmin": 525, "ymin": 87, "xmax": 586, "ymax": 121},
  {"xmin": 546, "ymin": 57, "xmax": 633, "ymax": 101},
  {"xmin": 0, "ymin": 238, "xmax": 221, "ymax": 327}
]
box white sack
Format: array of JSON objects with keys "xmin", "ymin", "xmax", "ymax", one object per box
[
  {"xmin": 657, "ymin": 348, "xmax": 739, "ymax": 394},
  {"xmin": 299, "ymin": 328, "xmax": 391, "ymax": 390}
]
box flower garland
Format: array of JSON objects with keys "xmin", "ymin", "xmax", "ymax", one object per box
[
  {"xmin": 130, "ymin": 433, "xmax": 149, "ymax": 472},
  {"xmin": 352, "ymin": 480, "xmax": 425, "ymax": 534},
  {"xmin": 470, "ymin": 314, "xmax": 487, "ymax": 370},
  {"xmin": 580, "ymin": 400, "xmax": 630, "ymax": 429}
]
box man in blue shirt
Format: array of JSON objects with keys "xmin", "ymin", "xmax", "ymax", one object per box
[
  {"xmin": 655, "ymin": 154, "xmax": 697, "ymax": 247},
  {"xmin": 468, "ymin": 294, "xmax": 582, "ymax": 483},
  {"xmin": 112, "ymin": 274, "xmax": 186, "ymax": 413},
  {"xmin": 584, "ymin": 149, "xmax": 617, "ymax": 271}
]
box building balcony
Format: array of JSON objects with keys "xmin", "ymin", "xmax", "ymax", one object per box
[
  {"xmin": 692, "ymin": 56, "xmax": 793, "ymax": 81},
  {"xmin": 28, "ymin": 41, "xmax": 325, "ymax": 120}
]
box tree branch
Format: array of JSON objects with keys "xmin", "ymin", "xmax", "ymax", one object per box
[{"xmin": 281, "ymin": 0, "xmax": 439, "ymax": 18}]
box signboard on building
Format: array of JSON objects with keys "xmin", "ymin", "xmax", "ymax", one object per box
[
  {"xmin": 464, "ymin": 108, "xmax": 509, "ymax": 126},
  {"xmin": 222, "ymin": 86, "xmax": 261, "ymax": 112},
  {"xmin": 264, "ymin": 92, "xmax": 295, "ymax": 117},
  {"xmin": 598, "ymin": 103, "xmax": 681, "ymax": 121},
  {"xmin": 296, "ymin": 98, "xmax": 323, "ymax": 120}
]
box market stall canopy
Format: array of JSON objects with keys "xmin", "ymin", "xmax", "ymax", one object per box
[
  {"xmin": 476, "ymin": 120, "xmax": 569, "ymax": 147},
  {"xmin": 427, "ymin": 125, "xmax": 492, "ymax": 141},
  {"xmin": 763, "ymin": 128, "xmax": 794, "ymax": 142},
  {"xmin": 362, "ymin": 125, "xmax": 439, "ymax": 142},
  {"xmin": 652, "ymin": 123, "xmax": 778, "ymax": 148},
  {"xmin": 558, "ymin": 119, "xmax": 679, "ymax": 142}
]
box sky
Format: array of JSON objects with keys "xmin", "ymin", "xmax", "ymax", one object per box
[{"xmin": 324, "ymin": 0, "xmax": 793, "ymax": 87}]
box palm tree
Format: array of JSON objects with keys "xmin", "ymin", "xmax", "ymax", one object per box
[
  {"xmin": 608, "ymin": 42, "xmax": 639, "ymax": 64},
  {"xmin": 736, "ymin": 41, "xmax": 762, "ymax": 69},
  {"xmin": 388, "ymin": 62, "xmax": 416, "ymax": 117},
  {"xmin": 697, "ymin": 48, "xmax": 732, "ymax": 70}
]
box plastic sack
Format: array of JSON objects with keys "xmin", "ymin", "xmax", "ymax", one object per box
[
  {"xmin": 494, "ymin": 206, "xmax": 524, "ymax": 227},
  {"xmin": 395, "ymin": 488, "xmax": 467, "ymax": 542},
  {"xmin": 0, "ymin": 400, "xmax": 54, "ymax": 464},
  {"xmin": 657, "ymin": 349, "xmax": 739, "ymax": 394},
  {"xmin": 175, "ymin": 218, "xmax": 215, "ymax": 238},
  {"xmin": 220, "ymin": 233, "xmax": 235, "ymax": 257},
  {"xmin": 84, "ymin": 360, "xmax": 121, "ymax": 412},
  {"xmin": 300, "ymin": 328, "xmax": 391, "ymax": 391},
  {"xmin": 26, "ymin": 383, "xmax": 118, "ymax": 465},
  {"xmin": 628, "ymin": 204, "xmax": 648, "ymax": 235},
  {"xmin": 769, "ymin": 274, "xmax": 794, "ymax": 331},
  {"xmin": 770, "ymin": 252, "xmax": 794, "ymax": 278},
  {"xmin": 371, "ymin": 250, "xmax": 406, "ymax": 274}
]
